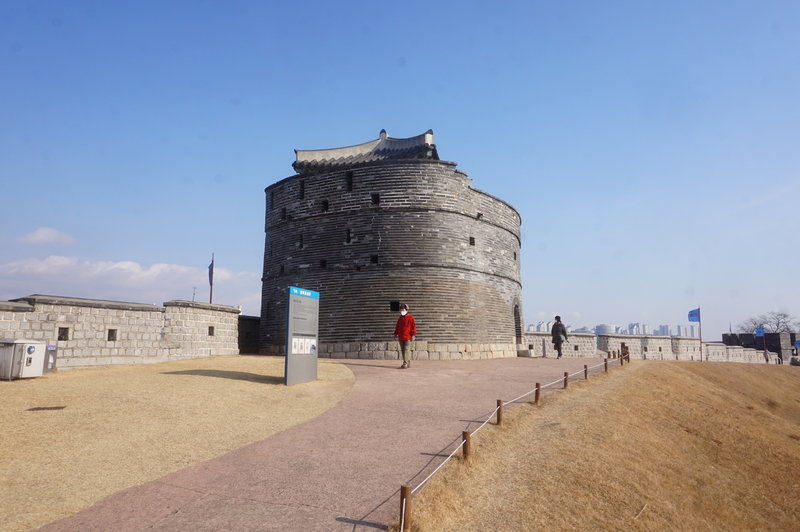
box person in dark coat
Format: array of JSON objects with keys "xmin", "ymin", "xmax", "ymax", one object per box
[{"xmin": 551, "ymin": 315, "xmax": 568, "ymax": 359}]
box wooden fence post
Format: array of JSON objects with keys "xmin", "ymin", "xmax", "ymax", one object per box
[
  {"xmin": 400, "ymin": 485, "xmax": 412, "ymax": 531},
  {"xmin": 496, "ymin": 399, "xmax": 503, "ymax": 426},
  {"xmin": 462, "ymin": 431, "xmax": 471, "ymax": 459},
  {"xmin": 604, "ymin": 358, "xmax": 608, "ymax": 373},
  {"xmin": 534, "ymin": 382, "xmax": 541, "ymax": 405},
  {"xmin": 584, "ymin": 364, "xmax": 588, "ymax": 380},
  {"xmin": 563, "ymin": 371, "xmax": 568, "ymax": 389}
]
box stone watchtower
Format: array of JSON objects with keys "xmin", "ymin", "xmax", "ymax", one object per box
[{"xmin": 260, "ymin": 130, "xmax": 524, "ymax": 360}]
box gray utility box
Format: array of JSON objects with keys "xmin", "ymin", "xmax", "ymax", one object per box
[{"xmin": 0, "ymin": 339, "xmax": 47, "ymax": 380}]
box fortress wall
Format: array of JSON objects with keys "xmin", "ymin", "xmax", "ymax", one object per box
[
  {"xmin": 260, "ymin": 159, "xmax": 523, "ymax": 357},
  {"xmin": 0, "ymin": 296, "xmax": 240, "ymax": 370},
  {"xmin": 523, "ymin": 332, "xmax": 597, "ymax": 358}
]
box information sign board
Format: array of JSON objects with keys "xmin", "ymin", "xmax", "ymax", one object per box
[
  {"xmin": 755, "ymin": 327, "xmax": 765, "ymax": 337},
  {"xmin": 284, "ymin": 286, "xmax": 320, "ymax": 386}
]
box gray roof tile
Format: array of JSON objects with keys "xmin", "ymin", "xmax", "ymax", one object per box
[{"xmin": 293, "ymin": 129, "xmax": 438, "ymax": 173}]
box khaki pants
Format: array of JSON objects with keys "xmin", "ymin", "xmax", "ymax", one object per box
[{"xmin": 399, "ymin": 340, "xmax": 413, "ymax": 364}]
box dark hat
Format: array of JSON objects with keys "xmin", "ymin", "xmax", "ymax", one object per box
[{"xmin": 554, "ymin": 315, "xmax": 561, "ymax": 321}]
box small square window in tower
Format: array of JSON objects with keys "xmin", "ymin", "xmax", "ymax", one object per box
[
  {"xmin": 208, "ymin": 326, "xmax": 215, "ymax": 336},
  {"xmin": 389, "ymin": 301, "xmax": 401, "ymax": 312},
  {"xmin": 371, "ymin": 254, "xmax": 379, "ymax": 264},
  {"xmin": 321, "ymin": 200, "xmax": 329, "ymax": 212},
  {"xmin": 58, "ymin": 328, "xmax": 69, "ymax": 341},
  {"xmin": 371, "ymin": 193, "xmax": 380, "ymax": 205},
  {"xmin": 107, "ymin": 329, "xmax": 118, "ymax": 342},
  {"xmin": 469, "ymin": 237, "xmax": 475, "ymax": 246}
]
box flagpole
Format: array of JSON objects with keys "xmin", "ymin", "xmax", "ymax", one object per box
[
  {"xmin": 698, "ymin": 307, "xmax": 704, "ymax": 361},
  {"xmin": 209, "ymin": 253, "xmax": 214, "ymax": 304}
]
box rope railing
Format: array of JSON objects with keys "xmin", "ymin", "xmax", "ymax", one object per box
[{"xmin": 397, "ymin": 354, "xmax": 630, "ymax": 531}]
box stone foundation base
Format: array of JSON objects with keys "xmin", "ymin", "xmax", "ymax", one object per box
[{"xmin": 261, "ymin": 342, "xmax": 520, "ymax": 360}]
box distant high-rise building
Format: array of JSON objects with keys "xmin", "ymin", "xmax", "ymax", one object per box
[{"xmin": 595, "ymin": 324, "xmax": 618, "ymax": 335}]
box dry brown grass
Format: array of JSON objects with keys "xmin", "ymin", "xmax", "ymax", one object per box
[
  {"xmin": 406, "ymin": 361, "xmax": 800, "ymax": 531},
  {"xmin": 0, "ymin": 356, "xmax": 354, "ymax": 532}
]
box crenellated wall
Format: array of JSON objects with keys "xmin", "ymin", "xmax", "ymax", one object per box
[
  {"xmin": 523, "ymin": 332, "xmax": 597, "ymax": 358},
  {"xmin": 0, "ymin": 295, "xmax": 241, "ymax": 369},
  {"xmin": 597, "ymin": 334, "xmax": 777, "ymax": 364}
]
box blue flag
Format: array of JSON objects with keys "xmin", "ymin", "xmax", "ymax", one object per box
[{"xmin": 688, "ymin": 308, "xmax": 700, "ymax": 322}]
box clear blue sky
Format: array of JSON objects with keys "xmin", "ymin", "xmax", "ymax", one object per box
[{"xmin": 1, "ymin": 1, "xmax": 798, "ymax": 341}]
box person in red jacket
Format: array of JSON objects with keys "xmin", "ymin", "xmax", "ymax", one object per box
[{"xmin": 394, "ymin": 303, "xmax": 417, "ymax": 369}]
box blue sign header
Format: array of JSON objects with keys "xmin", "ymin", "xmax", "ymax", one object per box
[
  {"xmin": 755, "ymin": 327, "xmax": 765, "ymax": 337},
  {"xmin": 794, "ymin": 340, "xmax": 800, "ymax": 348},
  {"xmin": 289, "ymin": 286, "xmax": 320, "ymax": 299}
]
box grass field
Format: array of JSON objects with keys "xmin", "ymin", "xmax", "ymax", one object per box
[
  {"xmin": 406, "ymin": 361, "xmax": 800, "ymax": 531},
  {"xmin": 0, "ymin": 356, "xmax": 354, "ymax": 532}
]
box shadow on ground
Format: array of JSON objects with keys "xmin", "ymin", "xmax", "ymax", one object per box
[{"xmin": 161, "ymin": 369, "xmax": 284, "ymax": 384}]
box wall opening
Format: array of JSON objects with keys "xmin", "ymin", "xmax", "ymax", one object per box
[
  {"xmin": 370, "ymin": 254, "xmax": 379, "ymax": 264},
  {"xmin": 346, "ymin": 229, "xmax": 352, "ymax": 243},
  {"xmin": 320, "ymin": 259, "xmax": 327, "ymax": 269},
  {"xmin": 346, "ymin": 171, "xmax": 353, "ymax": 191},
  {"xmin": 371, "ymin": 193, "xmax": 380, "ymax": 205},
  {"xmin": 299, "ymin": 180, "xmax": 305, "ymax": 199},
  {"xmin": 469, "ymin": 237, "xmax": 475, "ymax": 246},
  {"xmin": 321, "ymin": 200, "xmax": 329, "ymax": 212},
  {"xmin": 58, "ymin": 328, "xmax": 69, "ymax": 341},
  {"xmin": 390, "ymin": 301, "xmax": 400, "ymax": 311},
  {"xmin": 513, "ymin": 305, "xmax": 522, "ymax": 345},
  {"xmin": 208, "ymin": 326, "xmax": 215, "ymax": 336},
  {"xmin": 107, "ymin": 329, "xmax": 118, "ymax": 342}
]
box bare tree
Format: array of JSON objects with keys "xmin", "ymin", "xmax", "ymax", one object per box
[{"xmin": 736, "ymin": 311, "xmax": 799, "ymax": 333}]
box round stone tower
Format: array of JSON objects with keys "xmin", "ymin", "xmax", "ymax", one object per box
[{"xmin": 260, "ymin": 130, "xmax": 524, "ymax": 360}]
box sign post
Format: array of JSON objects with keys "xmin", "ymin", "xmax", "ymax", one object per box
[{"xmin": 284, "ymin": 286, "xmax": 320, "ymax": 386}]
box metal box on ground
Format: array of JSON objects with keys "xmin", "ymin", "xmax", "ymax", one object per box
[{"xmin": 0, "ymin": 339, "xmax": 47, "ymax": 380}]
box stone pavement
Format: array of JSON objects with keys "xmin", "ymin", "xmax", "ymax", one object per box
[{"xmin": 40, "ymin": 356, "xmax": 606, "ymax": 531}]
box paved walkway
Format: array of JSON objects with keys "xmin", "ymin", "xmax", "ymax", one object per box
[{"xmin": 41, "ymin": 356, "xmax": 606, "ymax": 531}]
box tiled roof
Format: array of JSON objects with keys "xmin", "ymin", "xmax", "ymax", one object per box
[{"xmin": 293, "ymin": 129, "xmax": 438, "ymax": 173}]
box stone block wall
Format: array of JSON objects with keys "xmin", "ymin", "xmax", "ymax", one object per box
[
  {"xmin": 523, "ymin": 332, "xmax": 597, "ymax": 358},
  {"xmin": 0, "ymin": 295, "xmax": 240, "ymax": 370},
  {"xmin": 163, "ymin": 301, "xmax": 240, "ymax": 358},
  {"xmin": 316, "ymin": 340, "xmax": 518, "ymax": 361},
  {"xmin": 597, "ymin": 334, "xmax": 777, "ymax": 364}
]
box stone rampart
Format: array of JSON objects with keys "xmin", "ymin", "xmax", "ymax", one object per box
[
  {"xmin": 523, "ymin": 332, "xmax": 597, "ymax": 358},
  {"xmin": 0, "ymin": 295, "xmax": 240, "ymax": 369},
  {"xmin": 597, "ymin": 334, "xmax": 777, "ymax": 364}
]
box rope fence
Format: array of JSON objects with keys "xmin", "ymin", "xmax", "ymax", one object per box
[{"xmin": 398, "ymin": 351, "xmax": 630, "ymax": 531}]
